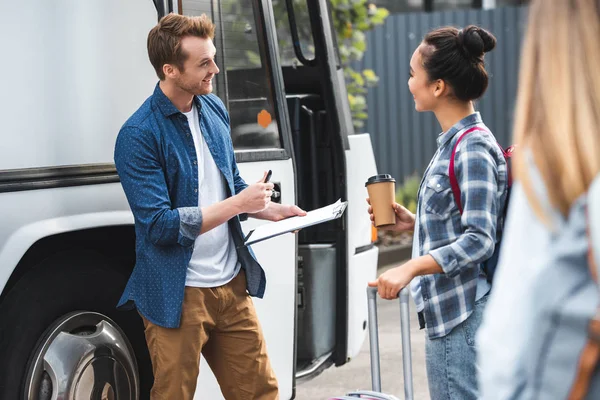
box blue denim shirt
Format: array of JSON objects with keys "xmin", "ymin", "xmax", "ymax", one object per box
[{"xmin": 114, "ymin": 84, "xmax": 265, "ymax": 328}]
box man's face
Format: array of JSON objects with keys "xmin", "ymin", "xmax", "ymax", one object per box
[{"xmin": 172, "ymin": 36, "xmax": 219, "ymax": 96}]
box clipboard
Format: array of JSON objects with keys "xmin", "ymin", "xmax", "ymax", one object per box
[{"xmin": 242, "ymin": 199, "xmax": 348, "ymax": 246}]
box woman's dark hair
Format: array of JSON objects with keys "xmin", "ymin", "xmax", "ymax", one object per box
[{"xmin": 421, "ymin": 25, "xmax": 496, "ymax": 102}]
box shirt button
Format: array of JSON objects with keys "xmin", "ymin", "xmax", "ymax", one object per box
[
  {"xmin": 194, "ymin": 189, "xmax": 198, "ymax": 193},
  {"xmin": 193, "ymin": 160, "xmax": 197, "ymax": 165}
]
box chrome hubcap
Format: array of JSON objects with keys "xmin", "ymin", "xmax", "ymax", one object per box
[{"xmin": 24, "ymin": 311, "xmax": 139, "ymax": 400}]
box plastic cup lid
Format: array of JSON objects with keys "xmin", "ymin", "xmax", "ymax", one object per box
[{"xmin": 365, "ymin": 174, "xmax": 396, "ymax": 186}]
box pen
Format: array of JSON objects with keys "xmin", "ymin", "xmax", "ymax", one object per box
[{"xmin": 264, "ymin": 170, "xmax": 272, "ymax": 183}]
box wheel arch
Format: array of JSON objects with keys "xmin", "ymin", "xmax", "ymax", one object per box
[{"xmin": 0, "ymin": 212, "xmax": 136, "ymax": 302}]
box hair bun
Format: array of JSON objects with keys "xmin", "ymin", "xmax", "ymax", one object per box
[{"xmin": 458, "ymin": 25, "xmax": 496, "ymax": 58}]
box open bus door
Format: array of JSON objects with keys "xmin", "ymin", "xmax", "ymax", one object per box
[{"xmin": 276, "ymin": 0, "xmax": 380, "ymax": 373}]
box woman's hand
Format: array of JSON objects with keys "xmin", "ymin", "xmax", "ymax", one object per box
[
  {"xmin": 368, "ymin": 256, "xmax": 441, "ymax": 299},
  {"xmin": 367, "ymin": 199, "xmax": 416, "ymax": 232},
  {"xmin": 368, "ymin": 264, "xmax": 415, "ymax": 300}
]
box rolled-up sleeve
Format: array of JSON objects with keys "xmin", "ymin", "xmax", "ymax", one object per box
[
  {"xmin": 178, "ymin": 207, "xmax": 202, "ymax": 242},
  {"xmin": 114, "ymin": 126, "xmax": 201, "ymax": 247},
  {"xmin": 429, "ymin": 136, "xmax": 500, "ymax": 277}
]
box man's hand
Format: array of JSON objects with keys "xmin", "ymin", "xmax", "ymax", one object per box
[
  {"xmin": 368, "ymin": 264, "xmax": 416, "ymax": 300},
  {"xmin": 274, "ymin": 204, "xmax": 307, "ymax": 221},
  {"xmin": 235, "ymin": 172, "xmax": 274, "ymax": 214},
  {"xmin": 252, "ymin": 202, "xmax": 307, "ymax": 222},
  {"xmin": 367, "ymin": 199, "xmax": 415, "ymax": 232}
]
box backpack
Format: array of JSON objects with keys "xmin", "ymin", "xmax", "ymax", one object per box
[{"xmin": 448, "ymin": 126, "xmax": 515, "ymax": 283}]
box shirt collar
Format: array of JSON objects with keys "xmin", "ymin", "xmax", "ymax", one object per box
[
  {"xmin": 152, "ymin": 82, "xmax": 203, "ymax": 117},
  {"xmin": 436, "ymin": 112, "xmax": 482, "ymax": 148}
]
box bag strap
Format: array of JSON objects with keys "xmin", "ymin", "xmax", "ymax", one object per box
[
  {"xmin": 448, "ymin": 127, "xmax": 489, "ymax": 214},
  {"xmin": 569, "ymin": 182, "xmax": 600, "ymax": 400}
]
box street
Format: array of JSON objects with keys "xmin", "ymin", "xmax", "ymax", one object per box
[{"xmin": 295, "ymin": 264, "xmax": 430, "ymax": 400}]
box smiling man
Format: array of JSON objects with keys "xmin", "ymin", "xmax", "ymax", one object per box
[{"xmin": 114, "ymin": 13, "xmax": 304, "ymax": 400}]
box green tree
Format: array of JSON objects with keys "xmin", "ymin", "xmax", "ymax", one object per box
[
  {"xmin": 330, "ymin": 0, "xmax": 389, "ymax": 130},
  {"xmin": 269, "ymin": 0, "xmax": 388, "ymax": 129},
  {"xmin": 395, "ymin": 174, "xmax": 420, "ymax": 213}
]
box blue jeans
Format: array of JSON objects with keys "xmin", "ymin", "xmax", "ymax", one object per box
[{"xmin": 425, "ymin": 294, "xmax": 488, "ymax": 400}]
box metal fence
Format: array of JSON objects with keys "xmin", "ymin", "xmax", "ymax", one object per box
[{"xmin": 356, "ymin": 5, "xmax": 528, "ymax": 184}]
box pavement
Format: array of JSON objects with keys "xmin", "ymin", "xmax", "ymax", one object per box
[{"xmin": 294, "ymin": 263, "xmax": 430, "ymax": 400}]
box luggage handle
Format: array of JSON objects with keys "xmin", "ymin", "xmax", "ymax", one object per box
[
  {"xmin": 367, "ymin": 286, "xmax": 414, "ymax": 400},
  {"xmin": 345, "ymin": 390, "xmax": 400, "ymax": 399}
]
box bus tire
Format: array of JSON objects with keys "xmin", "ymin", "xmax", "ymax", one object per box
[{"xmin": 0, "ymin": 251, "xmax": 152, "ymax": 399}]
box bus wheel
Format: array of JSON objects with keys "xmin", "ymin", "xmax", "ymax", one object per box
[
  {"xmin": 0, "ymin": 252, "xmax": 152, "ymax": 399},
  {"xmin": 23, "ymin": 311, "xmax": 138, "ymax": 400}
]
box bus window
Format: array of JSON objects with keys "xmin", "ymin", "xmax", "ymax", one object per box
[
  {"xmin": 181, "ymin": 0, "xmax": 282, "ymax": 150},
  {"xmin": 271, "ymin": 0, "xmax": 315, "ymax": 67}
]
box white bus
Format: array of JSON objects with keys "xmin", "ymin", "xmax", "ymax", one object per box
[{"xmin": 0, "ymin": 0, "xmax": 379, "ymax": 398}]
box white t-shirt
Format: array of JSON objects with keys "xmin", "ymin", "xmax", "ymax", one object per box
[{"xmin": 183, "ymin": 103, "xmax": 240, "ymax": 288}]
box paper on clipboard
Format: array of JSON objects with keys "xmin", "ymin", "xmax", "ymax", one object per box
[{"xmin": 243, "ymin": 199, "xmax": 348, "ymax": 246}]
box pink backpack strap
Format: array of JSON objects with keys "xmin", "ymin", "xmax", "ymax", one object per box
[
  {"xmin": 448, "ymin": 127, "xmax": 490, "ymax": 214},
  {"xmin": 504, "ymin": 145, "xmax": 516, "ymax": 187}
]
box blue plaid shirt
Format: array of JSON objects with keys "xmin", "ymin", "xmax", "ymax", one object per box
[{"xmin": 416, "ymin": 112, "xmax": 508, "ymax": 339}]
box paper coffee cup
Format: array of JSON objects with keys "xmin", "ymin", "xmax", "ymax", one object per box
[{"xmin": 366, "ymin": 174, "xmax": 396, "ymax": 227}]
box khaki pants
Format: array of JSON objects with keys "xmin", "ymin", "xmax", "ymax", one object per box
[{"xmin": 140, "ymin": 270, "xmax": 279, "ymax": 400}]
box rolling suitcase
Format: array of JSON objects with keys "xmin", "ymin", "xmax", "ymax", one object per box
[{"xmin": 330, "ymin": 286, "xmax": 414, "ymax": 400}]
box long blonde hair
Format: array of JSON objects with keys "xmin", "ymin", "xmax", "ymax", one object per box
[{"xmin": 513, "ymin": 0, "xmax": 600, "ymax": 221}]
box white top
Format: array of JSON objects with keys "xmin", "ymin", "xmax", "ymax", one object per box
[
  {"xmin": 184, "ymin": 103, "xmax": 240, "ymax": 288},
  {"xmin": 476, "ymin": 175, "xmax": 562, "ymax": 399}
]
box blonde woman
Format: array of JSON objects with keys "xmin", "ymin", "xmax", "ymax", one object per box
[{"xmin": 476, "ymin": 0, "xmax": 600, "ymax": 398}]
